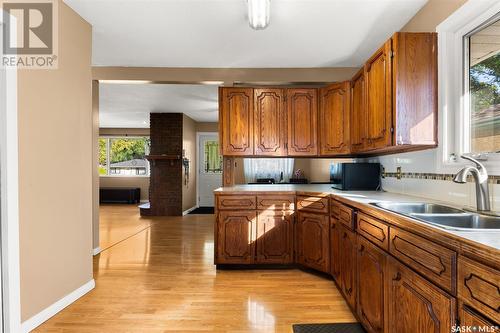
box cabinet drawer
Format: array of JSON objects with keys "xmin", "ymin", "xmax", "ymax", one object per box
[
  {"xmin": 257, "ymin": 195, "xmax": 295, "ymax": 211},
  {"xmin": 330, "ymin": 198, "xmax": 340, "ymax": 217},
  {"xmin": 217, "ymin": 195, "xmax": 257, "ymax": 210},
  {"xmin": 389, "ymin": 227, "xmax": 457, "ymax": 294},
  {"xmin": 357, "ymin": 212, "xmax": 389, "ymax": 251},
  {"xmin": 458, "ymin": 256, "xmax": 500, "ymax": 323},
  {"xmin": 297, "ymin": 196, "xmax": 329, "ymax": 214},
  {"xmin": 338, "ymin": 204, "xmax": 355, "ymax": 230}
]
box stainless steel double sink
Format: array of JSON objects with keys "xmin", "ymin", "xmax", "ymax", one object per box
[{"xmin": 371, "ymin": 202, "xmax": 500, "ymax": 231}]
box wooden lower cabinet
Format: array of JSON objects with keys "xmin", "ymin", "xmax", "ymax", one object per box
[
  {"xmin": 386, "ymin": 256, "xmax": 456, "ymax": 333},
  {"xmin": 339, "ymin": 224, "xmax": 357, "ymax": 310},
  {"xmin": 459, "ymin": 302, "xmax": 499, "ymax": 332},
  {"xmin": 357, "ymin": 236, "xmax": 386, "ymax": 333},
  {"xmin": 217, "ymin": 210, "xmax": 256, "ymax": 264},
  {"xmin": 256, "ymin": 210, "xmax": 293, "ymax": 264},
  {"xmin": 296, "ymin": 212, "xmax": 330, "ymax": 273},
  {"xmin": 330, "ymin": 217, "xmax": 341, "ymax": 282}
]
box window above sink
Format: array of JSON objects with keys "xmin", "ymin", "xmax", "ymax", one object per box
[{"xmin": 437, "ymin": 0, "xmax": 500, "ymax": 173}]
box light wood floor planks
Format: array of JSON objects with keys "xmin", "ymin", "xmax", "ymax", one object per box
[{"xmin": 34, "ymin": 204, "xmax": 356, "ymax": 333}]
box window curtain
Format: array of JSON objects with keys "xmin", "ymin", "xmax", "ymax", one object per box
[
  {"xmin": 205, "ymin": 141, "xmax": 221, "ymax": 172},
  {"xmin": 243, "ymin": 158, "xmax": 294, "ymax": 183}
]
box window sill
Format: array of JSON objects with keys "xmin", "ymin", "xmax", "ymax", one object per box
[{"xmin": 99, "ymin": 175, "xmax": 150, "ymax": 178}]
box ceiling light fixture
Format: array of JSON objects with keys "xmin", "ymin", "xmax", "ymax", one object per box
[{"xmin": 248, "ymin": 0, "xmax": 270, "ymax": 30}]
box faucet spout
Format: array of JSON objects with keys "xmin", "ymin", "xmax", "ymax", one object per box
[{"xmin": 453, "ymin": 155, "xmax": 491, "ymax": 211}]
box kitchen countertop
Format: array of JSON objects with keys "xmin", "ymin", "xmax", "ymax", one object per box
[{"xmin": 215, "ymin": 184, "xmax": 500, "ymax": 260}]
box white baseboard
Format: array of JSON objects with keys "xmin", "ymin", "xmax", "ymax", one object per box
[
  {"xmin": 21, "ymin": 279, "xmax": 95, "ymax": 333},
  {"xmin": 182, "ymin": 206, "xmax": 198, "ymax": 216},
  {"xmin": 140, "ymin": 199, "xmax": 148, "ymax": 203},
  {"xmin": 92, "ymin": 246, "xmax": 101, "ymax": 256}
]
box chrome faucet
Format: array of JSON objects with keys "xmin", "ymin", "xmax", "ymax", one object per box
[{"xmin": 453, "ymin": 155, "xmax": 491, "ymax": 211}]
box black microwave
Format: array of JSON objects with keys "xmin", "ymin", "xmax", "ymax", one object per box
[{"xmin": 330, "ymin": 163, "xmax": 381, "ymax": 191}]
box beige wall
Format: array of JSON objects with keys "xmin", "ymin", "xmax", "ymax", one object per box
[
  {"xmin": 183, "ymin": 115, "xmax": 197, "ymax": 211},
  {"xmin": 401, "ymin": 0, "xmax": 467, "ymax": 32},
  {"xmin": 99, "ymin": 176, "xmax": 150, "ymax": 201},
  {"xmin": 196, "ymin": 122, "xmax": 218, "ymax": 133},
  {"xmin": 17, "ymin": 1, "xmax": 93, "ymax": 321}
]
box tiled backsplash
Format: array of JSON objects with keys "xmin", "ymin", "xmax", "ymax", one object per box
[
  {"xmin": 381, "ymin": 177, "xmax": 500, "ymax": 211},
  {"xmin": 382, "ymin": 171, "xmax": 500, "ymax": 184},
  {"xmin": 369, "ymin": 149, "xmax": 500, "ymax": 211}
]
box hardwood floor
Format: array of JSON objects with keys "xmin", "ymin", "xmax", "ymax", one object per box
[
  {"xmin": 98, "ymin": 204, "xmax": 152, "ymax": 251},
  {"xmin": 34, "ymin": 205, "xmax": 356, "ymax": 333}
]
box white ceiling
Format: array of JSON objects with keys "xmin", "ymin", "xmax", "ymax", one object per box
[
  {"xmin": 99, "ymin": 83, "xmax": 219, "ymax": 127},
  {"xmin": 64, "ymin": 0, "xmax": 427, "ymax": 68}
]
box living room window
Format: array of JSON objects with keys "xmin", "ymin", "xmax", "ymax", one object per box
[{"xmin": 99, "ymin": 136, "xmax": 150, "ymax": 176}]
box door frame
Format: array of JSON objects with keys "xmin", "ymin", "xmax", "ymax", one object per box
[
  {"xmin": 0, "ymin": 10, "xmax": 22, "ymax": 333},
  {"xmin": 196, "ymin": 131, "xmax": 219, "ymax": 207}
]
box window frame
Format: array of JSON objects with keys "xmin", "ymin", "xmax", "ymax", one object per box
[
  {"xmin": 99, "ymin": 135, "xmax": 150, "ymax": 178},
  {"xmin": 437, "ymin": 0, "xmax": 500, "ymax": 173}
]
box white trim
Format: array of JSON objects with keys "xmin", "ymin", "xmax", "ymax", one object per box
[
  {"xmin": 92, "ymin": 247, "xmax": 101, "ymax": 256},
  {"xmin": 196, "ymin": 132, "xmax": 218, "ymax": 207},
  {"xmin": 139, "ymin": 199, "xmax": 149, "ymax": 204},
  {"xmin": 0, "ymin": 11, "xmax": 22, "ymax": 333},
  {"xmin": 21, "ymin": 280, "xmax": 95, "ymax": 333},
  {"xmin": 182, "ymin": 206, "xmax": 198, "ymax": 216},
  {"xmin": 436, "ymin": 0, "xmax": 500, "ymax": 174}
]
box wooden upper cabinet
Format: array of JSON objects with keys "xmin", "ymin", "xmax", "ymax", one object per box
[
  {"xmin": 319, "ymin": 82, "xmax": 351, "ymax": 156},
  {"xmin": 287, "ymin": 89, "xmax": 318, "ymax": 156},
  {"xmin": 365, "ymin": 40, "xmax": 393, "ymax": 151},
  {"xmin": 350, "ymin": 69, "xmax": 367, "ymax": 153},
  {"xmin": 220, "ymin": 88, "xmax": 254, "ymax": 155},
  {"xmin": 392, "ymin": 32, "xmax": 437, "ymax": 146},
  {"xmin": 254, "ymin": 89, "xmax": 287, "ymax": 156}
]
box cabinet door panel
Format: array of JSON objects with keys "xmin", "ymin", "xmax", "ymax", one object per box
[
  {"xmin": 254, "ymin": 89, "xmax": 287, "ymax": 156},
  {"xmin": 365, "ymin": 41, "xmax": 392, "ymax": 150},
  {"xmin": 296, "ymin": 212, "xmax": 329, "ymax": 272},
  {"xmin": 351, "ymin": 69, "xmax": 367, "ymax": 152},
  {"xmin": 330, "ymin": 217, "xmax": 341, "ymax": 282},
  {"xmin": 221, "ymin": 88, "xmax": 254, "ymax": 155},
  {"xmin": 387, "ymin": 257, "xmax": 456, "ymax": 333},
  {"xmin": 357, "ymin": 236, "xmax": 386, "ymax": 333},
  {"xmin": 287, "ymin": 89, "xmax": 318, "ymax": 156},
  {"xmin": 319, "ymin": 82, "xmax": 350, "ymax": 155},
  {"xmin": 217, "ymin": 211, "xmax": 256, "ymax": 264},
  {"xmin": 340, "ymin": 224, "xmax": 357, "ymax": 310},
  {"xmin": 256, "ymin": 210, "xmax": 293, "ymax": 264},
  {"xmin": 392, "ymin": 32, "xmax": 437, "ymax": 145}
]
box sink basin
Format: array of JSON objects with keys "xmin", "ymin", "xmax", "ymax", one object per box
[
  {"xmin": 410, "ymin": 213, "xmax": 500, "ymax": 230},
  {"xmin": 372, "ymin": 202, "xmax": 465, "ymax": 214},
  {"xmin": 371, "ymin": 202, "xmax": 500, "ymax": 231}
]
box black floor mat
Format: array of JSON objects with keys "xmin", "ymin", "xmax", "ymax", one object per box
[
  {"xmin": 188, "ymin": 207, "xmax": 215, "ymax": 214},
  {"xmin": 292, "ymin": 323, "xmax": 365, "ymax": 333}
]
